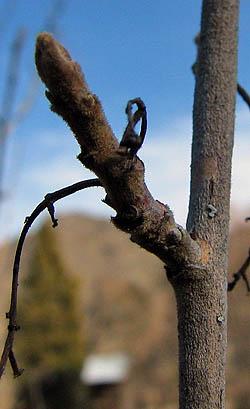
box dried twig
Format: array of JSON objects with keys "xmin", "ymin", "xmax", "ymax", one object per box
[
  {"xmin": 120, "ymin": 98, "xmax": 147, "ymax": 156},
  {"xmin": 228, "ymin": 248, "xmax": 250, "ymax": 292},
  {"xmin": 237, "ymin": 83, "xmax": 250, "ymax": 109},
  {"xmin": 0, "ymin": 178, "xmax": 102, "ymax": 379}
]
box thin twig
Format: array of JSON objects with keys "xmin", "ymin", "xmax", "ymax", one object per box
[
  {"xmin": 0, "ymin": 178, "xmax": 102, "ymax": 379},
  {"xmin": 0, "ymin": 28, "xmax": 26, "ymax": 196},
  {"xmin": 120, "ymin": 98, "xmax": 147, "ymax": 156},
  {"xmin": 237, "ymin": 83, "xmax": 250, "ymax": 109},
  {"xmin": 9, "ymin": 349, "xmax": 24, "ymax": 378},
  {"xmin": 228, "ymin": 248, "xmax": 250, "ymax": 292},
  {"xmin": 43, "ymin": 0, "xmax": 66, "ymax": 34}
]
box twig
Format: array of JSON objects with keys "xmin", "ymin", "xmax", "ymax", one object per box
[
  {"xmin": 0, "ymin": 178, "xmax": 102, "ymax": 379},
  {"xmin": 9, "ymin": 349, "xmax": 24, "ymax": 378},
  {"xmin": 0, "ymin": 28, "xmax": 26, "ymax": 195},
  {"xmin": 7, "ymin": 76, "xmax": 39, "ymax": 137},
  {"xmin": 120, "ymin": 98, "xmax": 147, "ymax": 156},
  {"xmin": 228, "ymin": 248, "xmax": 250, "ymax": 292},
  {"xmin": 43, "ymin": 0, "xmax": 66, "ymax": 34},
  {"xmin": 1, "ymin": 28, "xmax": 26, "ymax": 123},
  {"xmin": 237, "ymin": 83, "xmax": 250, "ymax": 109}
]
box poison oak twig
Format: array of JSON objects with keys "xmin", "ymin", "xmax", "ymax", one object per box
[{"xmin": 0, "ymin": 178, "xmax": 102, "ymax": 379}]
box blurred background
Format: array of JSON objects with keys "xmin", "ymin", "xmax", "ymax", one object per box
[{"xmin": 0, "ymin": 1, "xmax": 249, "ymax": 408}]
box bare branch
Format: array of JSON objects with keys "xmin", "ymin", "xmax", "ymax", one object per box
[
  {"xmin": 0, "ymin": 178, "xmax": 102, "ymax": 379},
  {"xmin": 35, "ymin": 33, "xmax": 201, "ymax": 272},
  {"xmin": 228, "ymin": 248, "xmax": 250, "ymax": 292}
]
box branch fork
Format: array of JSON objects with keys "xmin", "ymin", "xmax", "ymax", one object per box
[{"xmin": 34, "ymin": 33, "xmax": 201, "ymax": 270}]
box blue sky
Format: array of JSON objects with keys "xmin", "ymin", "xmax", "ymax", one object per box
[{"xmin": 0, "ymin": 1, "xmax": 249, "ymax": 242}]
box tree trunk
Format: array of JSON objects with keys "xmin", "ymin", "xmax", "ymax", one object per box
[{"xmin": 170, "ymin": 1, "xmax": 239, "ymax": 408}]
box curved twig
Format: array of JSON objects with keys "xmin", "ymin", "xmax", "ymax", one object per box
[
  {"xmin": 237, "ymin": 83, "xmax": 250, "ymax": 109},
  {"xmin": 228, "ymin": 248, "xmax": 250, "ymax": 292},
  {"xmin": 120, "ymin": 98, "xmax": 147, "ymax": 156},
  {"xmin": 0, "ymin": 178, "xmax": 102, "ymax": 379}
]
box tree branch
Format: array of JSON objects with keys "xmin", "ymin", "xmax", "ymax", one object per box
[
  {"xmin": 0, "ymin": 178, "xmax": 102, "ymax": 379},
  {"xmin": 228, "ymin": 249, "xmax": 250, "ymax": 292},
  {"xmin": 35, "ymin": 32, "xmax": 201, "ymax": 272}
]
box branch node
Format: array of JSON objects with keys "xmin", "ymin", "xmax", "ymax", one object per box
[
  {"xmin": 112, "ymin": 209, "xmax": 144, "ymax": 232},
  {"xmin": 207, "ymin": 204, "xmax": 217, "ymax": 218},
  {"xmin": 8, "ymin": 324, "xmax": 20, "ymax": 332},
  {"xmin": 216, "ymin": 315, "xmax": 225, "ymax": 325},
  {"xmin": 167, "ymin": 228, "xmax": 183, "ymax": 244},
  {"xmin": 24, "ymin": 216, "xmax": 30, "ymax": 224},
  {"xmin": 45, "ymin": 200, "xmax": 58, "ymax": 228}
]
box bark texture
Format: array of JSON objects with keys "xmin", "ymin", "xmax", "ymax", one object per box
[
  {"xmin": 34, "ymin": 1, "xmax": 239, "ymax": 407},
  {"xmin": 171, "ymin": 1, "xmax": 239, "ymax": 408}
]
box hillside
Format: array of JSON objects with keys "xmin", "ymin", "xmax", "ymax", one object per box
[{"xmin": 0, "ymin": 213, "xmax": 249, "ymax": 409}]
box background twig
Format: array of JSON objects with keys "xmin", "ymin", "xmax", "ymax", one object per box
[
  {"xmin": 237, "ymin": 83, "xmax": 250, "ymax": 109},
  {"xmin": 228, "ymin": 248, "xmax": 250, "ymax": 292},
  {"xmin": 0, "ymin": 178, "xmax": 102, "ymax": 379}
]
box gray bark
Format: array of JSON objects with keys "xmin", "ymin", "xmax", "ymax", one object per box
[{"xmin": 171, "ymin": 1, "xmax": 239, "ymax": 408}]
